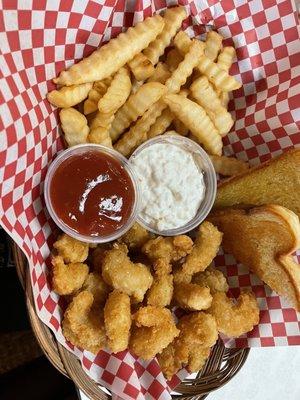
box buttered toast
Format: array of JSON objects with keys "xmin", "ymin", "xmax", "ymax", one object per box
[
  {"xmin": 214, "ymin": 149, "xmax": 300, "ymax": 218},
  {"xmin": 209, "ymin": 205, "xmax": 300, "ymax": 310}
]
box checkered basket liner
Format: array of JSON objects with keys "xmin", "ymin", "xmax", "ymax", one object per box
[{"xmin": 0, "ymin": 1, "xmax": 300, "ymax": 399}]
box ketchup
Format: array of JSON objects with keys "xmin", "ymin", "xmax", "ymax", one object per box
[{"xmin": 49, "ymin": 151, "xmax": 135, "ymax": 237}]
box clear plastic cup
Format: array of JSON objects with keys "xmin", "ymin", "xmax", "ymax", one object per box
[
  {"xmin": 44, "ymin": 144, "xmax": 141, "ymax": 244},
  {"xmin": 129, "ymin": 135, "xmax": 217, "ymax": 236}
]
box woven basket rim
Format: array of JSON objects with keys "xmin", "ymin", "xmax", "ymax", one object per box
[{"xmin": 12, "ymin": 242, "xmax": 250, "ymax": 400}]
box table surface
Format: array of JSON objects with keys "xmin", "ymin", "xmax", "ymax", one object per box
[{"xmin": 79, "ymin": 347, "xmax": 300, "ymax": 400}]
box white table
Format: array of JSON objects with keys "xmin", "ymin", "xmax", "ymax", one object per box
[{"xmin": 79, "ymin": 347, "xmax": 300, "ymax": 400}]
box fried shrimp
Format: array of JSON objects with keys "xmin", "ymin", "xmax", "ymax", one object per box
[
  {"xmin": 102, "ymin": 245, "xmax": 153, "ymax": 302},
  {"xmin": 147, "ymin": 274, "xmax": 173, "ymax": 307},
  {"xmin": 173, "ymin": 282, "xmax": 213, "ymax": 311},
  {"xmin": 119, "ymin": 222, "xmax": 151, "ymax": 250},
  {"xmin": 174, "ymin": 312, "xmax": 218, "ymax": 363},
  {"xmin": 208, "ymin": 291, "xmax": 260, "ymax": 337},
  {"xmin": 52, "ymin": 255, "xmax": 89, "ymax": 295},
  {"xmin": 62, "ymin": 291, "xmax": 106, "ymax": 354},
  {"xmin": 133, "ymin": 305, "xmax": 174, "ymax": 327},
  {"xmin": 82, "ymin": 272, "xmax": 110, "ymax": 307},
  {"xmin": 182, "ymin": 222, "xmax": 222, "ymax": 275},
  {"xmin": 158, "ymin": 312, "xmax": 217, "ymax": 378},
  {"xmin": 104, "ymin": 290, "xmax": 131, "ymax": 353},
  {"xmin": 142, "ymin": 235, "xmax": 193, "ymax": 262},
  {"xmin": 157, "ymin": 344, "xmax": 181, "ymax": 380},
  {"xmin": 153, "ymin": 258, "xmax": 172, "ymax": 276},
  {"xmin": 192, "ymin": 267, "xmax": 229, "ymax": 294},
  {"xmin": 53, "ymin": 233, "xmax": 89, "ymax": 263}
]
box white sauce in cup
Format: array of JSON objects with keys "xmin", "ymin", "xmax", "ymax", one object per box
[{"xmin": 130, "ymin": 142, "xmax": 206, "ymax": 231}]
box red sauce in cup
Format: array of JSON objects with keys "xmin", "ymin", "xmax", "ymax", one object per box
[{"xmin": 49, "ymin": 150, "xmax": 135, "ymax": 237}]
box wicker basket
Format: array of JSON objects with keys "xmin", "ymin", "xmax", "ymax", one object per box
[{"xmin": 13, "ymin": 242, "xmax": 249, "ymax": 400}]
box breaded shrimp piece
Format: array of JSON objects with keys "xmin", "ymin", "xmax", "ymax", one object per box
[
  {"xmin": 119, "ymin": 223, "xmax": 151, "ymax": 250},
  {"xmin": 53, "ymin": 234, "xmax": 89, "ymax": 263},
  {"xmin": 158, "ymin": 312, "xmax": 217, "ymax": 378},
  {"xmin": 142, "ymin": 235, "xmax": 193, "ymax": 262},
  {"xmin": 62, "ymin": 291, "xmax": 106, "ymax": 354},
  {"xmin": 193, "ymin": 267, "xmax": 229, "ymax": 294},
  {"xmin": 102, "ymin": 245, "xmax": 153, "ymax": 302},
  {"xmin": 157, "ymin": 343, "xmax": 181, "ymax": 380},
  {"xmin": 82, "ymin": 272, "xmax": 110, "ymax": 307},
  {"xmin": 104, "ymin": 290, "xmax": 131, "ymax": 353},
  {"xmin": 130, "ymin": 322, "xmax": 179, "ymax": 360},
  {"xmin": 133, "ymin": 305, "xmax": 174, "ymax": 327},
  {"xmin": 182, "ymin": 222, "xmax": 223, "ymax": 275},
  {"xmin": 173, "ymin": 282, "xmax": 213, "ymax": 311},
  {"xmin": 153, "ymin": 258, "xmax": 172, "ymax": 276},
  {"xmin": 147, "ymin": 274, "xmax": 173, "ymax": 307},
  {"xmin": 52, "ymin": 255, "xmax": 89, "ymax": 295},
  {"xmin": 174, "ymin": 312, "xmax": 218, "ymax": 364},
  {"xmin": 208, "ymin": 291, "xmax": 260, "ymax": 337},
  {"xmin": 173, "ymin": 267, "xmax": 192, "ymax": 284},
  {"xmin": 187, "ymin": 346, "xmax": 211, "ymax": 372},
  {"xmin": 91, "ymin": 244, "xmax": 111, "ymax": 272}
]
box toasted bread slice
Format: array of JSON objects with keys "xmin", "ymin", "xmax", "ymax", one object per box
[
  {"xmin": 208, "ymin": 205, "xmax": 300, "ymax": 310},
  {"xmin": 214, "ymin": 149, "xmax": 300, "ymax": 218}
]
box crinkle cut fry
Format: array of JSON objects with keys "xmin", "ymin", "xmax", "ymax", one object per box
[
  {"xmin": 143, "ymin": 6, "xmax": 187, "ymax": 65},
  {"xmin": 114, "ymin": 39, "xmax": 204, "ymax": 154},
  {"xmin": 174, "ymin": 30, "xmax": 241, "ymax": 92},
  {"xmin": 60, "ymin": 108, "xmax": 89, "ymax": 147},
  {"xmin": 47, "ymin": 82, "xmax": 92, "ymax": 108},
  {"xmin": 54, "ymin": 14, "xmax": 165, "ymax": 85},
  {"xmin": 164, "ymin": 94, "xmax": 223, "ymax": 156},
  {"xmin": 109, "ymin": 82, "xmax": 167, "ymax": 142}
]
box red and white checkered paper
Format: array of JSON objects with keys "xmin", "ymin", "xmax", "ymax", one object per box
[{"xmin": 1, "ymin": 0, "xmax": 300, "ymax": 399}]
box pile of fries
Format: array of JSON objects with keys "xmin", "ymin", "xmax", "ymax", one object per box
[
  {"xmin": 47, "ymin": 6, "xmax": 249, "ymax": 176},
  {"xmin": 51, "ymin": 222, "xmax": 259, "ymax": 380}
]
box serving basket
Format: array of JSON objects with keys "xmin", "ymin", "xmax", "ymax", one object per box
[{"xmin": 13, "ymin": 243, "xmax": 249, "ymax": 399}]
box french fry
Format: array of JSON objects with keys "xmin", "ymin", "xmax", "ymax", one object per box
[
  {"xmin": 131, "ymin": 79, "xmax": 144, "ymax": 94},
  {"xmin": 89, "ymin": 110, "xmax": 114, "ymax": 147},
  {"xmin": 90, "ymin": 111, "xmax": 114, "ymax": 130},
  {"xmin": 128, "ymin": 53, "xmax": 154, "ymax": 81},
  {"xmin": 109, "ymin": 82, "xmax": 167, "ymax": 142},
  {"xmin": 98, "ymin": 67, "xmax": 131, "ymax": 114},
  {"xmin": 209, "ymin": 155, "xmax": 249, "ymax": 176},
  {"xmin": 135, "ymin": 42, "xmax": 202, "ymax": 144},
  {"xmin": 217, "ymin": 47, "xmax": 236, "ymax": 108},
  {"xmin": 88, "ymin": 126, "xmax": 112, "ymax": 148},
  {"xmin": 190, "ymin": 76, "xmax": 234, "ymax": 136},
  {"xmin": 60, "ymin": 108, "xmax": 89, "ymax": 147},
  {"xmin": 197, "ymin": 55, "xmax": 241, "ymax": 92},
  {"xmin": 164, "ymin": 94, "xmax": 222, "ymax": 155},
  {"xmin": 173, "ymin": 90, "xmax": 189, "ymax": 136},
  {"xmin": 83, "ymin": 78, "xmax": 112, "ymax": 115},
  {"xmin": 147, "ymin": 108, "xmax": 174, "ymax": 139},
  {"xmin": 174, "ymin": 31, "xmax": 192, "ymax": 55},
  {"xmin": 217, "ymin": 46, "xmax": 236, "ymax": 73},
  {"xmin": 147, "ymin": 62, "xmax": 171, "ymax": 84},
  {"xmin": 114, "ymin": 100, "xmax": 166, "ymax": 156},
  {"xmin": 166, "ymin": 48, "xmax": 183, "ymax": 72},
  {"xmin": 219, "ymin": 91, "xmax": 230, "ymax": 108},
  {"xmin": 54, "ymin": 14, "xmax": 165, "ymax": 85},
  {"xmin": 204, "ymin": 31, "xmax": 223, "ymax": 61},
  {"xmin": 143, "ymin": 6, "xmax": 186, "ymax": 65},
  {"xmin": 174, "ymin": 31, "xmax": 241, "ymax": 92},
  {"xmin": 47, "ymin": 82, "xmax": 92, "ymax": 108},
  {"xmin": 165, "ymin": 40, "xmax": 204, "ymax": 93},
  {"xmin": 173, "ymin": 119, "xmax": 189, "ymax": 136}
]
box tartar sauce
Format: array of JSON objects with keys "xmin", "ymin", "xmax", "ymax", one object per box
[{"xmin": 131, "ymin": 142, "xmax": 206, "ymax": 231}]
